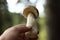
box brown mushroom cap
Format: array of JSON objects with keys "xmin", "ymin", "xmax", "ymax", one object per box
[{"xmin": 23, "ymin": 6, "xmax": 39, "ymax": 19}]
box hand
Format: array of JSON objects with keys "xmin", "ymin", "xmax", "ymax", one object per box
[{"xmin": 0, "ymin": 24, "xmax": 38, "ymax": 40}]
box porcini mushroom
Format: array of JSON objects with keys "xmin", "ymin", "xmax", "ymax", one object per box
[{"xmin": 23, "ymin": 6, "xmax": 39, "ymax": 38}]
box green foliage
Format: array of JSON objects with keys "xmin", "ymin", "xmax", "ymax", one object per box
[
  {"xmin": 0, "ymin": 12, "xmax": 27, "ymax": 35},
  {"xmin": 38, "ymin": 18, "xmax": 47, "ymax": 40},
  {"xmin": 0, "ymin": 0, "xmax": 10, "ymax": 35},
  {"xmin": 10, "ymin": 13, "xmax": 26, "ymax": 25}
]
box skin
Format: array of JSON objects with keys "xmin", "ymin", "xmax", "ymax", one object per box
[{"xmin": 0, "ymin": 24, "xmax": 38, "ymax": 40}]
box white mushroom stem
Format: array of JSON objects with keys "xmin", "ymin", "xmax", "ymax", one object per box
[
  {"xmin": 26, "ymin": 13, "xmax": 36, "ymax": 27},
  {"xmin": 26, "ymin": 13, "xmax": 38, "ymax": 38}
]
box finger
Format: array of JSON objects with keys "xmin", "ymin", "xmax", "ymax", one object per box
[
  {"xmin": 13, "ymin": 24, "xmax": 32, "ymax": 33},
  {"xmin": 17, "ymin": 33, "xmax": 25, "ymax": 40},
  {"xmin": 25, "ymin": 36, "xmax": 38, "ymax": 40},
  {"xmin": 24, "ymin": 33, "xmax": 38, "ymax": 40},
  {"xmin": 0, "ymin": 24, "xmax": 32, "ymax": 40}
]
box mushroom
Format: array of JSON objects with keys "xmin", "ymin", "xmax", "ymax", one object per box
[{"xmin": 23, "ymin": 6, "xmax": 39, "ymax": 38}]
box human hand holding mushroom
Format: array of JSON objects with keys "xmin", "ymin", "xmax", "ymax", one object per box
[
  {"xmin": 0, "ymin": 6, "xmax": 39, "ymax": 40},
  {"xmin": 23, "ymin": 6, "xmax": 39, "ymax": 39}
]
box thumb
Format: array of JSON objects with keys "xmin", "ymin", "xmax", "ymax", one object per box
[{"xmin": 14, "ymin": 24, "xmax": 32, "ymax": 33}]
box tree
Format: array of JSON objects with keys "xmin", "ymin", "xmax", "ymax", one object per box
[
  {"xmin": 0, "ymin": 0, "xmax": 7, "ymax": 35},
  {"xmin": 45, "ymin": 0, "xmax": 60, "ymax": 40}
]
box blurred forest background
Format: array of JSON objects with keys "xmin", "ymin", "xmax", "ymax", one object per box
[{"xmin": 0, "ymin": 0, "xmax": 47, "ymax": 40}]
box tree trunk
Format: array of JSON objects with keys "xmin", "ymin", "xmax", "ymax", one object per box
[
  {"xmin": 0, "ymin": 0, "xmax": 12, "ymax": 35},
  {"xmin": 45, "ymin": 0, "xmax": 60, "ymax": 40}
]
